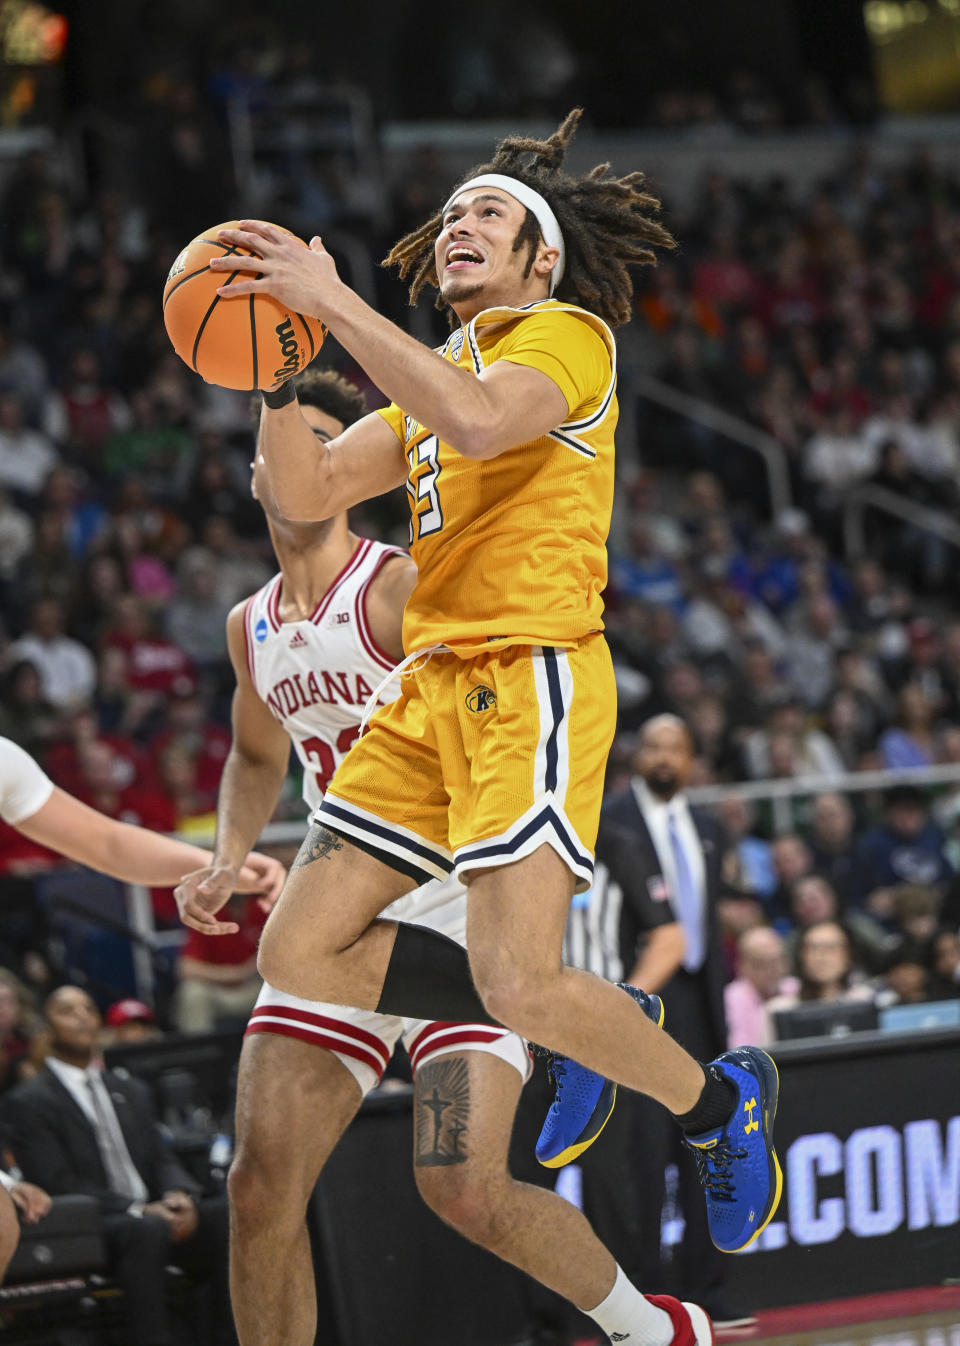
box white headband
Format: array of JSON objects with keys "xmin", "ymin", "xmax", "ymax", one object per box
[{"xmin": 441, "ymin": 173, "xmax": 566, "ymax": 295}]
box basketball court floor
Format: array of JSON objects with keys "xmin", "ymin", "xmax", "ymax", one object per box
[{"xmin": 713, "ymin": 1287, "xmax": 960, "ymax": 1346}]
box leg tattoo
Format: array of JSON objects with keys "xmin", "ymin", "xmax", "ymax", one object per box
[
  {"xmin": 291, "ymin": 824, "xmax": 344, "ymax": 871},
  {"xmin": 415, "ymin": 1057, "xmax": 470, "ymax": 1167}
]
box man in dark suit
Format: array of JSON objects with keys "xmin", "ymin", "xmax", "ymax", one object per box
[
  {"xmin": 572, "ymin": 715, "xmax": 754, "ymax": 1329},
  {"xmin": 2, "ymin": 985, "xmax": 233, "ymax": 1346}
]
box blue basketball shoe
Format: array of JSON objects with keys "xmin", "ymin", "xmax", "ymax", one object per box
[
  {"xmin": 535, "ymin": 984, "xmax": 664, "ymax": 1169},
  {"xmin": 683, "ymin": 1046, "xmax": 783, "ymax": 1254}
]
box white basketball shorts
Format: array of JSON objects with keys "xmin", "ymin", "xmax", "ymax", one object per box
[{"xmin": 245, "ymin": 875, "xmax": 531, "ymax": 1095}]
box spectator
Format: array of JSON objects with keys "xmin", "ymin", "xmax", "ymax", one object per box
[
  {"xmin": 43, "ymin": 347, "xmax": 132, "ymax": 453},
  {"xmin": 0, "ymin": 392, "xmax": 59, "ymax": 499},
  {"xmin": 822, "ymin": 688, "xmax": 874, "ymax": 770},
  {"xmin": 807, "ymin": 792, "xmax": 859, "ymax": 904},
  {"xmin": 787, "ymin": 873, "xmax": 891, "ymax": 972},
  {"xmin": 103, "ymin": 999, "xmax": 158, "ymax": 1047},
  {"xmin": 782, "ymin": 594, "xmax": 846, "ymax": 709},
  {"xmin": 767, "ymin": 833, "xmax": 814, "ymax": 925},
  {"xmin": 724, "ymin": 926, "xmax": 799, "ymax": 1048},
  {"xmin": 103, "ymin": 594, "xmax": 195, "ymax": 710},
  {"xmin": 931, "ymin": 927, "xmax": 960, "ymax": 999},
  {"xmin": 0, "ymin": 312, "xmax": 49, "ymax": 423},
  {"xmin": 149, "ymin": 691, "xmax": 231, "ymax": 804},
  {"xmin": 0, "ymin": 970, "xmax": 38, "ymax": 1095},
  {"xmin": 165, "ymin": 559, "xmax": 231, "ymax": 672},
  {"xmin": 743, "ymin": 699, "xmax": 844, "ymax": 781},
  {"xmin": 887, "ymin": 883, "xmax": 942, "ymax": 967},
  {"xmin": 726, "ymin": 644, "xmax": 792, "ymax": 732},
  {"xmin": 10, "ymin": 596, "xmax": 97, "ymax": 712},
  {"xmin": 609, "ymin": 521, "xmax": 685, "ymax": 611},
  {"xmin": 768, "ymin": 919, "xmax": 876, "ymax": 1015},
  {"xmin": 0, "ymin": 660, "xmax": 61, "ymax": 757},
  {"xmin": 878, "ymin": 952, "xmax": 930, "ymax": 1007},
  {"xmin": 716, "ymin": 796, "xmax": 776, "ymax": 900},
  {"xmin": 177, "ymin": 515, "xmax": 270, "ymax": 610},
  {"xmin": 3, "ymin": 986, "xmax": 235, "ymax": 1346},
  {"xmin": 879, "ymin": 683, "xmax": 939, "ymax": 769},
  {"xmin": 0, "ymin": 488, "xmax": 34, "ymax": 585},
  {"xmin": 853, "ymin": 784, "xmax": 952, "ymax": 920}
]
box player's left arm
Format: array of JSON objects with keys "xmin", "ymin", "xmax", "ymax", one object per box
[
  {"xmin": 362, "ymin": 554, "xmax": 418, "ymax": 665},
  {"xmin": 212, "ymin": 223, "xmax": 569, "ymax": 460},
  {"xmin": 14, "ymin": 789, "xmax": 283, "ymax": 896}
]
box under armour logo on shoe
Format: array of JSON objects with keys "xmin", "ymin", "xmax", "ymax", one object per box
[
  {"xmin": 744, "ymin": 1097, "xmax": 759, "ymax": 1134},
  {"xmin": 611, "ymin": 1334, "xmax": 631, "ymax": 1341},
  {"xmin": 289, "ymin": 630, "xmax": 307, "ymax": 648}
]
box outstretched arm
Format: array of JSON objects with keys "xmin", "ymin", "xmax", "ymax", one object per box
[
  {"xmin": 14, "ymin": 789, "xmax": 280, "ymax": 894},
  {"xmin": 175, "ymin": 602, "xmax": 292, "ymax": 935}
]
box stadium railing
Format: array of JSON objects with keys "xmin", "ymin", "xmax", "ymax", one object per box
[
  {"xmin": 635, "ymin": 373, "xmax": 793, "ymax": 520},
  {"xmin": 842, "ymin": 482, "xmax": 960, "ymax": 558},
  {"xmin": 686, "ymin": 761, "xmax": 960, "ymax": 832}
]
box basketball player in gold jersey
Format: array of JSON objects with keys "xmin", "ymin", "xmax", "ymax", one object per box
[{"xmin": 198, "ymin": 111, "xmax": 781, "ymax": 1335}]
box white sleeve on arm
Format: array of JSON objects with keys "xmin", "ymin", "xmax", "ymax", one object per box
[{"xmin": 0, "ymin": 736, "xmax": 55, "ymax": 825}]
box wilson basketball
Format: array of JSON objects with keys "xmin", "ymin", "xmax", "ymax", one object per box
[{"xmin": 162, "ymin": 220, "xmax": 326, "ymax": 391}]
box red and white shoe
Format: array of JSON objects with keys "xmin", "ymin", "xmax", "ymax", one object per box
[{"xmin": 646, "ymin": 1295, "xmax": 715, "ymax": 1346}]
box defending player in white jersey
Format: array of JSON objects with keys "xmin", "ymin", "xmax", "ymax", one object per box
[{"xmin": 175, "ymin": 370, "xmax": 683, "ymax": 1346}]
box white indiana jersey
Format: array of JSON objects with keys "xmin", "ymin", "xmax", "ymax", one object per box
[{"xmin": 242, "ymin": 537, "xmax": 406, "ymax": 813}]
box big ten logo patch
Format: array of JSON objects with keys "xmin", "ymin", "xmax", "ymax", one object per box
[{"xmin": 465, "ymin": 684, "xmax": 497, "ymax": 713}]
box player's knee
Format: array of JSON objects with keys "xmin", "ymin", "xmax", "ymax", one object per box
[
  {"xmin": 474, "ymin": 966, "xmax": 550, "ymax": 1039},
  {"xmin": 416, "ymin": 1168, "xmax": 507, "ymax": 1248},
  {"xmin": 228, "ymin": 1143, "xmax": 286, "ymax": 1224}
]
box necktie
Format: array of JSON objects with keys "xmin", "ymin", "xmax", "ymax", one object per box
[
  {"xmin": 86, "ymin": 1071, "xmax": 148, "ymax": 1202},
  {"xmin": 667, "ymin": 810, "xmax": 704, "ymax": 971}
]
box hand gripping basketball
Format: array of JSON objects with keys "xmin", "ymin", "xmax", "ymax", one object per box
[{"xmin": 162, "ymin": 219, "xmax": 327, "ymax": 392}]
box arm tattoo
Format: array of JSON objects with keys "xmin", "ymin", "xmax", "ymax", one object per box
[
  {"xmin": 291, "ymin": 824, "xmax": 344, "ymax": 870},
  {"xmin": 414, "ymin": 1057, "xmax": 470, "ymax": 1167}
]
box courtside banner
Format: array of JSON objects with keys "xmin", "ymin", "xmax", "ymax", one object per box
[{"xmin": 727, "ymin": 1027, "xmax": 960, "ymax": 1308}]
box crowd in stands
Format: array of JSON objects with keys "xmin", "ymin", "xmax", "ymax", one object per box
[{"xmin": 1, "ymin": 74, "xmax": 959, "ymax": 1044}]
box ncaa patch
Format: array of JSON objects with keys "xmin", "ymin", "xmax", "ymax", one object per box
[
  {"xmin": 449, "ymin": 330, "xmax": 465, "ymax": 363},
  {"xmin": 255, "ymin": 618, "xmax": 268, "ymax": 643},
  {"xmin": 465, "ymin": 684, "xmax": 497, "ymax": 713}
]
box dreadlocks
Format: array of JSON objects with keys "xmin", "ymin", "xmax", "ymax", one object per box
[{"xmin": 383, "ymin": 108, "xmax": 675, "ymax": 329}]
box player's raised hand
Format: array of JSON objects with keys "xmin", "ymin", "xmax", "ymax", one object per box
[
  {"xmin": 235, "ymin": 851, "xmax": 286, "ymax": 909},
  {"xmin": 174, "ymin": 864, "xmax": 242, "ymax": 936},
  {"xmin": 212, "ymin": 221, "xmax": 340, "ymax": 317}
]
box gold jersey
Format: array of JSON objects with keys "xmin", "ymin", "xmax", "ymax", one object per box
[{"xmin": 378, "ymin": 299, "xmax": 617, "ymax": 656}]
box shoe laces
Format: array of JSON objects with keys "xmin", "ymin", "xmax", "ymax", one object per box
[
  {"xmin": 531, "ymin": 1043, "xmax": 566, "ymax": 1091},
  {"xmin": 689, "ymin": 1136, "xmax": 747, "ymax": 1201}
]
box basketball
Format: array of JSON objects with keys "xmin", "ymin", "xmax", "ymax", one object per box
[{"xmin": 162, "ymin": 220, "xmax": 326, "ymax": 391}]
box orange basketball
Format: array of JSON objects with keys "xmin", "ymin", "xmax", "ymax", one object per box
[{"xmin": 162, "ymin": 220, "xmax": 326, "ymax": 391}]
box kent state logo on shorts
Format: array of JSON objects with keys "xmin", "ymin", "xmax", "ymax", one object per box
[
  {"xmin": 255, "ymin": 618, "xmax": 269, "ymax": 643},
  {"xmin": 465, "ymin": 684, "xmax": 497, "ymax": 713}
]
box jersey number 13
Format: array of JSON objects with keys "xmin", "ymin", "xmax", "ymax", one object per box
[{"xmin": 407, "ymin": 434, "xmax": 443, "ymax": 542}]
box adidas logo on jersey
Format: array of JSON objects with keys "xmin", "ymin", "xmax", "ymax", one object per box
[{"xmin": 289, "ymin": 630, "xmax": 307, "ymax": 649}]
